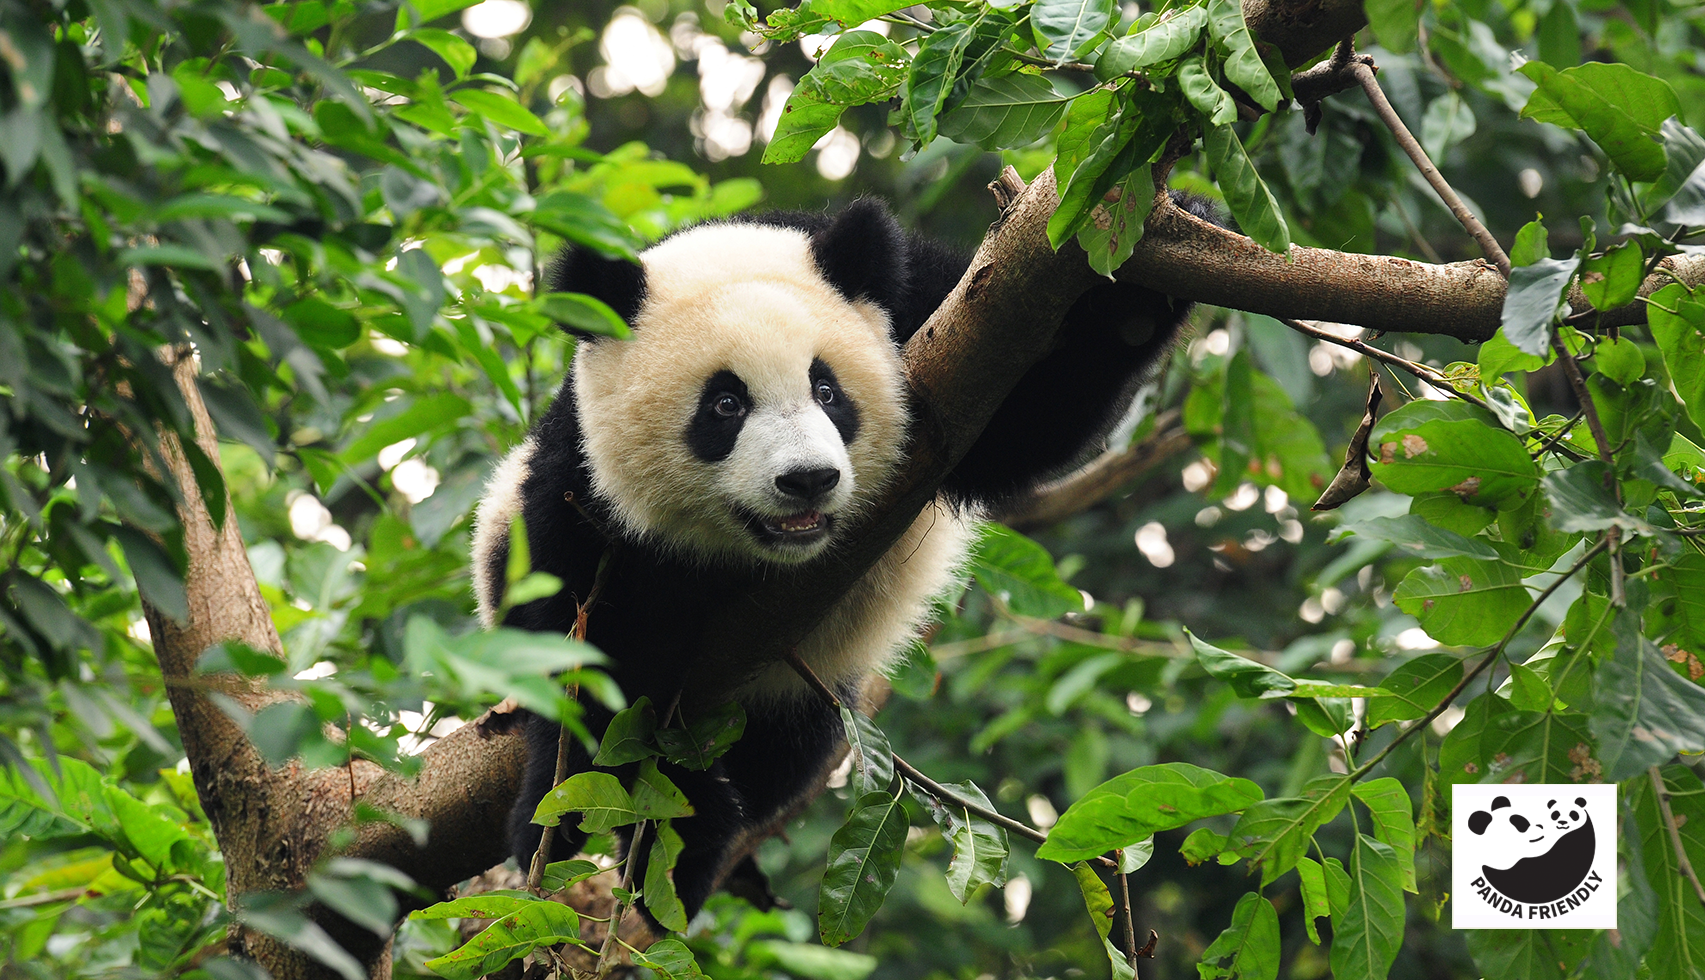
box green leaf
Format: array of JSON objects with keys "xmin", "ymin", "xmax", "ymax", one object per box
[
  {"xmin": 1181, "ymin": 827, "xmax": 1230, "ymax": 864},
  {"xmin": 1203, "ymin": 123, "xmax": 1289, "ymax": 253},
  {"xmin": 1420, "ymin": 91, "xmax": 1476, "ymax": 162},
  {"xmin": 1094, "ymin": 5, "xmax": 1206, "ymax": 78},
  {"xmin": 114, "ymin": 528, "xmax": 188, "ymax": 625},
  {"xmin": 1518, "ymin": 61, "xmax": 1673, "ymax": 181},
  {"xmin": 1367, "ymin": 653, "xmax": 1465, "ymax": 728},
  {"xmin": 1579, "ymin": 241, "xmax": 1645, "ymax": 314},
  {"xmin": 764, "ymin": 32, "xmax": 908, "ymax": 164},
  {"xmin": 237, "ymin": 898, "xmax": 367, "ymax": 980},
  {"xmin": 1206, "ymin": 0, "xmax": 1280, "ymax": 111},
  {"xmin": 1594, "ymin": 334, "xmax": 1646, "ymax": 385},
  {"xmin": 904, "ymin": 17, "xmax": 990, "ymax": 145},
  {"xmin": 631, "ymin": 760, "xmax": 695, "ymax": 820},
  {"xmin": 592, "ymin": 697, "xmax": 658, "ymax": 767},
  {"xmin": 532, "ymin": 772, "xmax": 639, "ymax": 832},
  {"xmin": 655, "ymin": 701, "xmax": 747, "ymax": 771},
  {"xmin": 1296, "ymin": 856, "xmax": 1331, "ymax": 944},
  {"xmin": 943, "ymin": 781, "xmax": 1010, "ymax": 902},
  {"xmin": 1039, "ymin": 763, "xmax": 1263, "ymax": 863},
  {"xmin": 1646, "ymin": 282, "xmax": 1705, "ymax": 432},
  {"xmin": 1033, "ymin": 0, "xmax": 1114, "ymax": 63},
  {"xmin": 1363, "ymin": 0, "xmax": 1419, "ymax": 53},
  {"xmin": 1328, "ymin": 835, "xmax": 1406, "ymax": 980},
  {"xmin": 1591, "ymin": 613, "xmax": 1705, "ymax": 781},
  {"xmin": 819, "ymin": 793, "xmax": 908, "ymax": 946},
  {"xmin": 534, "ymin": 292, "xmax": 632, "ymax": 338},
  {"xmin": 540, "ymin": 859, "xmax": 603, "ymax": 892},
  {"xmin": 631, "ymin": 938, "xmax": 708, "ymax": 980},
  {"xmin": 1179, "ymin": 57, "xmax": 1237, "ymax": 126},
  {"xmin": 450, "ymin": 89, "xmax": 550, "ymax": 137},
  {"xmin": 840, "ymin": 707, "xmax": 895, "ymax": 799},
  {"xmin": 1478, "ymin": 328, "xmax": 1548, "ymax": 380},
  {"xmin": 745, "ymin": 941, "xmax": 879, "ymax": 980},
  {"xmin": 1351, "ymin": 778, "xmax": 1417, "ymax": 893},
  {"xmin": 1393, "ymin": 557, "xmax": 1532, "ymax": 647},
  {"xmin": 1510, "ymin": 217, "xmax": 1551, "ymax": 267},
  {"xmin": 762, "ymin": 0, "xmax": 920, "ymax": 37},
  {"xmin": 937, "ymin": 72, "xmax": 1074, "ymax": 151},
  {"xmin": 1228, "ymin": 776, "xmax": 1351, "ymax": 886},
  {"xmin": 1507, "ymin": 660, "xmax": 1551, "ymax": 711},
  {"xmin": 1049, "ymin": 110, "xmax": 1139, "ymax": 249},
  {"xmin": 409, "ymin": 28, "xmax": 477, "ymax": 79},
  {"xmin": 411, "ymin": 893, "xmax": 543, "ymax": 920},
  {"xmin": 1333, "ymin": 515, "xmax": 1498, "ymax": 560},
  {"xmin": 1369, "ymin": 411, "xmax": 1541, "ymax": 506},
  {"xmin": 1198, "ymin": 891, "xmax": 1280, "ymax": 980},
  {"xmin": 282, "ymin": 297, "xmax": 360, "ymax": 349},
  {"xmin": 340, "ymin": 392, "xmax": 472, "ymax": 465},
  {"xmin": 422, "ymin": 901, "xmax": 582, "ymax": 980},
  {"xmin": 1076, "ymin": 167, "xmax": 1155, "ymax": 277},
  {"xmin": 644, "ymin": 821, "xmax": 688, "ymax": 932},
  {"xmin": 1543, "ymin": 461, "xmax": 1655, "ymax": 535},
  {"xmin": 968, "ymin": 524, "xmax": 1083, "ymax": 618},
  {"xmin": 1189, "ymin": 629, "xmax": 1296, "ymax": 698},
  {"xmin": 1500, "ymin": 256, "xmax": 1579, "ymax": 356},
  {"xmin": 1634, "ymin": 766, "xmax": 1705, "ymax": 980}
]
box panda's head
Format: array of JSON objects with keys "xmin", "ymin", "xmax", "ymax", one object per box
[
  {"xmin": 554, "ymin": 202, "xmax": 912, "ymax": 565},
  {"xmin": 1467, "ymin": 795, "xmax": 1554, "ymax": 865}
]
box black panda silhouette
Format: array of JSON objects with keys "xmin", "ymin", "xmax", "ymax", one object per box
[{"xmin": 1467, "ymin": 795, "xmax": 1595, "ymax": 904}]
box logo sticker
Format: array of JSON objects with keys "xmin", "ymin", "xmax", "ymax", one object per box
[{"xmin": 1451, "ymin": 783, "xmax": 1616, "ymax": 929}]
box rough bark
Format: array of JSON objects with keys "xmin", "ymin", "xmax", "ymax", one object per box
[
  {"xmin": 1118, "ymin": 199, "xmax": 1705, "ymax": 341},
  {"xmin": 138, "ymin": 348, "xmax": 526, "ymax": 979}
]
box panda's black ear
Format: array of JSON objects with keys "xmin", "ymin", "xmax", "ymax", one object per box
[
  {"xmin": 547, "ymin": 245, "xmax": 647, "ymax": 336},
  {"xmin": 1492, "ymin": 796, "xmax": 1511, "ymax": 810},
  {"xmin": 809, "ymin": 198, "xmax": 909, "ymax": 315}
]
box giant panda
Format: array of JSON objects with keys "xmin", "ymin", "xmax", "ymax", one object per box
[{"xmin": 471, "ymin": 195, "xmax": 1212, "ymax": 928}]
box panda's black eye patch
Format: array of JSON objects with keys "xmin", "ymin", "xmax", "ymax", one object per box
[
  {"xmin": 811, "ymin": 358, "xmax": 860, "ymax": 445},
  {"xmin": 687, "ymin": 370, "xmax": 750, "ymax": 463}
]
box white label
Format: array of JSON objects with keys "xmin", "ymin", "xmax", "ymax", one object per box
[{"xmin": 1451, "ymin": 783, "xmax": 1617, "ymax": 929}]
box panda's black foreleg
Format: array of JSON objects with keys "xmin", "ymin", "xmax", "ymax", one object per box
[
  {"xmin": 942, "ymin": 192, "xmax": 1215, "ymax": 508},
  {"xmin": 719, "ymin": 693, "xmax": 849, "ymax": 825}
]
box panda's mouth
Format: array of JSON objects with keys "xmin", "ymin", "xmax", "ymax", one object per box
[{"xmin": 739, "ymin": 508, "xmax": 833, "ymax": 546}]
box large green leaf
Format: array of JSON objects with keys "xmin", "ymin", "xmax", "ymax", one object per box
[
  {"xmin": 1592, "ymin": 614, "xmax": 1705, "ymax": 780},
  {"xmin": 911, "ymin": 779, "xmax": 1010, "ymax": 903},
  {"xmin": 1032, "ymin": 0, "xmax": 1114, "ymax": 63},
  {"xmin": 1333, "ymin": 515, "xmax": 1499, "ymax": 560},
  {"xmin": 422, "ymin": 901, "xmax": 583, "ymax": 980},
  {"xmin": 1351, "ymin": 778, "xmax": 1417, "ymax": 893},
  {"xmin": 1392, "ymin": 557, "xmax": 1532, "ymax": 647},
  {"xmin": 904, "ymin": 15, "xmax": 997, "ymax": 145},
  {"xmin": 1205, "ymin": 0, "xmax": 1280, "ymax": 110},
  {"xmin": 1228, "ymin": 776, "xmax": 1350, "ymax": 886},
  {"xmin": 819, "ymin": 793, "xmax": 909, "ymax": 946},
  {"xmin": 968, "ymin": 524, "xmax": 1083, "ymax": 618},
  {"xmin": 450, "ymin": 89, "xmax": 549, "ymax": 137},
  {"xmin": 1368, "ymin": 412, "xmax": 1540, "ymax": 507},
  {"xmin": 1198, "ymin": 891, "xmax": 1280, "ymax": 980},
  {"xmin": 764, "ymin": 32, "xmax": 908, "ymax": 164},
  {"xmin": 1500, "ymin": 256, "xmax": 1579, "ymax": 356},
  {"xmin": 644, "ymin": 821, "xmax": 688, "ymax": 932},
  {"xmin": 1203, "ymin": 122, "xmax": 1289, "ymax": 253},
  {"xmin": 1039, "ymin": 763, "xmax": 1263, "ymax": 863},
  {"xmin": 1094, "ymin": 5, "xmax": 1206, "ymax": 78},
  {"xmin": 1634, "ymin": 766, "xmax": 1705, "ymax": 980},
  {"xmin": 1179, "ymin": 57, "xmax": 1237, "ymax": 126},
  {"xmin": 840, "ymin": 707, "xmax": 895, "ymax": 799},
  {"xmin": 1328, "ymin": 835, "xmax": 1406, "ymax": 980},
  {"xmin": 1366, "ymin": 653, "xmax": 1465, "ymax": 727},
  {"xmin": 1646, "ymin": 281, "xmax": 1705, "ymax": 433},
  {"xmin": 1363, "ymin": 0, "xmax": 1419, "ymax": 52},
  {"xmin": 1518, "ymin": 61, "xmax": 1674, "ymax": 181},
  {"xmin": 937, "ymin": 72, "xmax": 1074, "ymax": 150},
  {"xmin": 531, "ymin": 771, "xmax": 639, "ymax": 832}
]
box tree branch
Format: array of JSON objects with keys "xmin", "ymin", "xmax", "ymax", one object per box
[{"xmin": 1117, "ymin": 199, "xmax": 1705, "ymax": 340}]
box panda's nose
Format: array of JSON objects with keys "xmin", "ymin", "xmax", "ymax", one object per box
[
  {"xmin": 1510, "ymin": 815, "xmax": 1530, "ymax": 832},
  {"xmin": 776, "ymin": 467, "xmax": 840, "ymax": 500}
]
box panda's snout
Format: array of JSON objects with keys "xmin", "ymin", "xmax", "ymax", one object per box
[{"xmin": 776, "ymin": 467, "xmax": 841, "ymax": 501}]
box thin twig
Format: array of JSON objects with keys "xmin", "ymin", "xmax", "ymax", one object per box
[
  {"xmin": 1114, "ymin": 858, "xmax": 1139, "ymax": 970},
  {"xmin": 1349, "ymin": 538, "xmax": 1610, "ymax": 781},
  {"xmin": 1648, "ymin": 766, "xmax": 1705, "ymax": 909},
  {"xmin": 1348, "ymin": 60, "xmax": 1511, "ymax": 276},
  {"xmin": 528, "ymin": 548, "xmax": 617, "ymax": 892},
  {"xmin": 780, "ymin": 649, "xmax": 1105, "ymax": 862},
  {"xmin": 1549, "ymin": 331, "xmax": 1626, "ymax": 606},
  {"xmin": 596, "ymin": 819, "xmax": 648, "ymax": 976},
  {"xmin": 1280, "ymin": 318, "xmax": 1492, "ymax": 411}
]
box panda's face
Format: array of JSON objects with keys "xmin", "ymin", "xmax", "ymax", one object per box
[
  {"xmin": 572, "ymin": 224, "xmax": 908, "ymax": 564},
  {"xmin": 1466, "ymin": 795, "xmax": 1555, "ymax": 866}
]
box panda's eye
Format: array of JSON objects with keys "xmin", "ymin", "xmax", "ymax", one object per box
[
  {"xmin": 713, "ymin": 393, "xmax": 745, "ymax": 418},
  {"xmin": 814, "ymin": 381, "xmax": 835, "ymax": 405}
]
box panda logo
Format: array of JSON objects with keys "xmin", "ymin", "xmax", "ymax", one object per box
[{"xmin": 1466, "ymin": 795, "xmax": 1596, "ymax": 905}]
